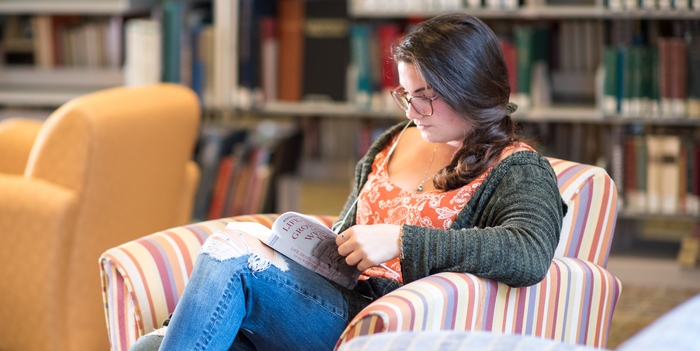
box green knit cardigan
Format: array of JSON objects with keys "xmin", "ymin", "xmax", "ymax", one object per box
[{"xmin": 332, "ymin": 121, "xmax": 568, "ymax": 319}]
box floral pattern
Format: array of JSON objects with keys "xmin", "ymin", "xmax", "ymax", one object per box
[{"xmin": 357, "ymin": 137, "xmax": 533, "ymax": 283}]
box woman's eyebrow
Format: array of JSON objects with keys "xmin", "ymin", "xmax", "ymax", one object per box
[{"xmin": 412, "ymin": 86, "xmax": 433, "ymax": 95}]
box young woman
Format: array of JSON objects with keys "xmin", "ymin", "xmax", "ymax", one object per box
[{"xmin": 130, "ymin": 12, "xmax": 566, "ymax": 351}]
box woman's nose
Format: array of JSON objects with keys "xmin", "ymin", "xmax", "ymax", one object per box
[{"xmin": 405, "ymin": 104, "xmax": 423, "ymax": 120}]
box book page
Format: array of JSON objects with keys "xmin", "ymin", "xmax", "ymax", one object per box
[
  {"xmin": 224, "ymin": 213, "xmax": 359, "ymax": 288},
  {"xmin": 224, "ymin": 222, "xmax": 274, "ymax": 243},
  {"xmin": 270, "ymin": 212, "xmax": 337, "ymax": 256},
  {"xmin": 271, "ymin": 212, "xmax": 359, "ymax": 289}
]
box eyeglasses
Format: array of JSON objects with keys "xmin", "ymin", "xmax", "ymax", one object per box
[{"xmin": 391, "ymin": 86, "xmax": 439, "ymax": 116}]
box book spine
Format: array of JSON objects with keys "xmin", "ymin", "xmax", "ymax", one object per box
[
  {"xmin": 602, "ymin": 46, "xmax": 619, "ymax": 115},
  {"xmin": 688, "ymin": 37, "xmax": 700, "ymax": 118},
  {"xmin": 513, "ymin": 25, "xmax": 534, "ymax": 109},
  {"xmin": 124, "ymin": 19, "xmax": 162, "ymax": 87},
  {"xmin": 302, "ymin": 0, "xmax": 350, "ymax": 102},
  {"xmin": 277, "ymin": 0, "xmax": 305, "ymax": 101},
  {"xmin": 260, "ymin": 16, "xmax": 279, "ymax": 101},
  {"xmin": 500, "ymin": 38, "xmax": 518, "ymax": 100},
  {"xmin": 162, "ymin": 1, "xmax": 185, "ymax": 83},
  {"xmin": 349, "ymin": 23, "xmax": 373, "ymax": 108}
]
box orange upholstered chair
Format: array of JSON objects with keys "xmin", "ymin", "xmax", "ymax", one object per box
[{"xmin": 0, "ymin": 84, "xmax": 200, "ymax": 351}]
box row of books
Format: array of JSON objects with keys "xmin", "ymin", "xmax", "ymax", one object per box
[
  {"xmin": 602, "ymin": 37, "xmax": 700, "ymax": 119},
  {"xmin": 623, "ymin": 133, "xmax": 700, "ymax": 216},
  {"xmin": 1, "ymin": 15, "xmax": 122, "ymax": 69},
  {"xmin": 349, "ymin": 0, "xmax": 518, "ymax": 12},
  {"xmin": 520, "ymin": 122, "xmax": 700, "ymax": 216},
  {"xmin": 350, "ymin": 0, "xmax": 700, "ymax": 12},
  {"xmin": 607, "ymin": 0, "xmax": 699, "ymax": 10},
  {"xmin": 192, "ymin": 121, "xmax": 303, "ymax": 221},
  {"xmin": 194, "ymin": 117, "xmax": 393, "ymax": 220}
]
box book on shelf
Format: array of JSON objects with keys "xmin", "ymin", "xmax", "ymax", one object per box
[
  {"xmin": 658, "ymin": 135, "xmax": 681, "ymax": 215},
  {"xmin": 602, "ymin": 46, "xmax": 618, "ymax": 115},
  {"xmin": 30, "ymin": 15, "xmax": 53, "ymax": 69},
  {"xmin": 687, "ymin": 36, "xmax": 700, "ymax": 119},
  {"xmin": 658, "ymin": 37, "xmax": 688, "ymax": 118},
  {"xmin": 5, "ymin": 14, "xmax": 123, "ymax": 70},
  {"xmin": 208, "ymin": 154, "xmax": 237, "ymax": 220},
  {"xmin": 238, "ymin": 0, "xmax": 276, "ymax": 106},
  {"xmin": 124, "ymin": 19, "xmax": 162, "ymax": 86},
  {"xmin": 376, "ymin": 23, "xmax": 402, "ymax": 108},
  {"xmin": 224, "ymin": 211, "xmax": 360, "ymax": 288},
  {"xmin": 624, "ymin": 135, "xmax": 649, "ymax": 213},
  {"xmin": 512, "ymin": 25, "xmax": 550, "ymax": 109},
  {"xmin": 302, "ymin": 0, "xmax": 350, "ymax": 102},
  {"xmin": 348, "ymin": 23, "xmax": 374, "ymax": 108},
  {"xmin": 193, "ymin": 125, "xmax": 249, "ymax": 221},
  {"xmin": 277, "ymin": 0, "xmax": 305, "ymax": 101},
  {"xmin": 682, "ymin": 140, "xmax": 699, "ymax": 215},
  {"xmin": 513, "ymin": 25, "xmax": 534, "ymax": 109},
  {"xmin": 260, "ymin": 16, "xmax": 279, "ymax": 101},
  {"xmin": 500, "ymin": 38, "xmax": 518, "ymax": 101},
  {"xmin": 161, "ymin": 1, "xmax": 184, "ymax": 83},
  {"xmin": 224, "ymin": 144, "xmax": 272, "ymax": 217},
  {"xmin": 191, "ymin": 24, "xmax": 215, "ymax": 105},
  {"xmin": 645, "ymin": 135, "xmax": 663, "ymax": 214}
]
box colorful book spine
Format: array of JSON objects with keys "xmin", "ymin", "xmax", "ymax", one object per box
[
  {"xmin": 349, "ymin": 23, "xmax": 373, "ymax": 108},
  {"xmin": 602, "ymin": 46, "xmax": 619, "ymax": 115},
  {"xmin": 277, "ymin": 0, "xmax": 305, "ymax": 101}
]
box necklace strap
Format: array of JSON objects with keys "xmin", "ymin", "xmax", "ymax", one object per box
[{"xmin": 417, "ymin": 145, "xmax": 438, "ymax": 192}]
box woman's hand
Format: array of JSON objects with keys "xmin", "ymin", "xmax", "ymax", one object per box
[{"xmin": 335, "ymin": 224, "xmax": 401, "ymax": 271}]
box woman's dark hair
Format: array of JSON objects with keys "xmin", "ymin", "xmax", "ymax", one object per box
[{"xmin": 393, "ymin": 13, "xmax": 522, "ymax": 191}]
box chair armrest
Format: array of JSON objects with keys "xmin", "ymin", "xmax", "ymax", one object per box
[
  {"xmin": 336, "ymin": 257, "xmax": 621, "ymax": 350},
  {"xmin": 0, "ymin": 175, "xmax": 78, "ymax": 347},
  {"xmin": 99, "ymin": 213, "xmax": 338, "ymax": 351},
  {"xmin": 0, "ymin": 118, "xmax": 43, "ymax": 174}
]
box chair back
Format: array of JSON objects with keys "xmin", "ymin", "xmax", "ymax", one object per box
[
  {"xmin": 27, "ymin": 84, "xmax": 200, "ymax": 351},
  {"xmin": 549, "ymin": 158, "xmax": 618, "ymax": 267}
]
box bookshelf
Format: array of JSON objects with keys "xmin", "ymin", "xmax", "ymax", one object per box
[
  {"xmin": 208, "ymin": 0, "xmax": 700, "ymax": 255},
  {"xmin": 0, "ymin": 0, "xmax": 156, "ymax": 14},
  {"xmin": 3, "ymin": 0, "xmax": 698, "ymax": 245},
  {"xmin": 0, "ymin": 0, "xmax": 160, "ymax": 107}
]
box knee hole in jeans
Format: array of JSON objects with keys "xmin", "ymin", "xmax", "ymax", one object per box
[{"xmin": 200, "ymin": 232, "xmax": 288, "ymax": 272}]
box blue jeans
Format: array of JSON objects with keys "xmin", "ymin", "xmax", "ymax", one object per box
[{"xmin": 130, "ymin": 233, "xmax": 350, "ymax": 351}]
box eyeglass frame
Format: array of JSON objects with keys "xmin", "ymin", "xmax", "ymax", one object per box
[{"xmin": 391, "ymin": 86, "xmax": 439, "ymax": 117}]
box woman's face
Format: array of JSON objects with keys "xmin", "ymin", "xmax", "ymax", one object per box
[{"xmin": 397, "ymin": 62, "xmax": 471, "ymax": 148}]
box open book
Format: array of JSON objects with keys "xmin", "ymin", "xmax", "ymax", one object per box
[{"xmin": 224, "ymin": 212, "xmax": 360, "ymax": 289}]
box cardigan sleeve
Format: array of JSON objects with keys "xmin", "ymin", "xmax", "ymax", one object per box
[{"xmin": 399, "ymin": 154, "xmax": 566, "ymax": 287}]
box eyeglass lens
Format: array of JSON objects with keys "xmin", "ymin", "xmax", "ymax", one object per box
[{"xmin": 392, "ymin": 89, "xmax": 432, "ymax": 116}]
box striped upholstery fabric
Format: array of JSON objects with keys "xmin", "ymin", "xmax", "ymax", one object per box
[
  {"xmin": 337, "ymin": 330, "xmax": 602, "ymax": 351},
  {"xmin": 99, "ymin": 214, "xmax": 336, "ymax": 351},
  {"xmin": 335, "ymin": 158, "xmax": 620, "ymax": 349},
  {"xmin": 99, "ymin": 158, "xmax": 619, "ymax": 351},
  {"xmin": 549, "ymin": 158, "xmax": 618, "ymax": 268}
]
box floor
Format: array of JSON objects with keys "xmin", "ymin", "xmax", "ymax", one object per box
[
  {"xmin": 604, "ymin": 238, "xmax": 700, "ymax": 348},
  {"xmin": 607, "ymin": 239, "xmax": 700, "ymax": 290}
]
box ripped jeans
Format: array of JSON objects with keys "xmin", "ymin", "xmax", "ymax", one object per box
[{"xmin": 129, "ymin": 230, "xmax": 350, "ymax": 351}]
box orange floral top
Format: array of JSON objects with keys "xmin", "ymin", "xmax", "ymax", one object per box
[{"xmin": 357, "ymin": 137, "xmax": 534, "ymax": 284}]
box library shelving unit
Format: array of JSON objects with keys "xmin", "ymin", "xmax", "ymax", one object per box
[
  {"xmin": 216, "ymin": 0, "xmax": 700, "ymax": 253},
  {"xmin": 0, "ymin": 0, "xmax": 160, "ymax": 107}
]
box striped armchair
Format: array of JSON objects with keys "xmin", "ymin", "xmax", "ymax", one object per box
[{"xmin": 99, "ymin": 158, "xmax": 620, "ymax": 351}]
